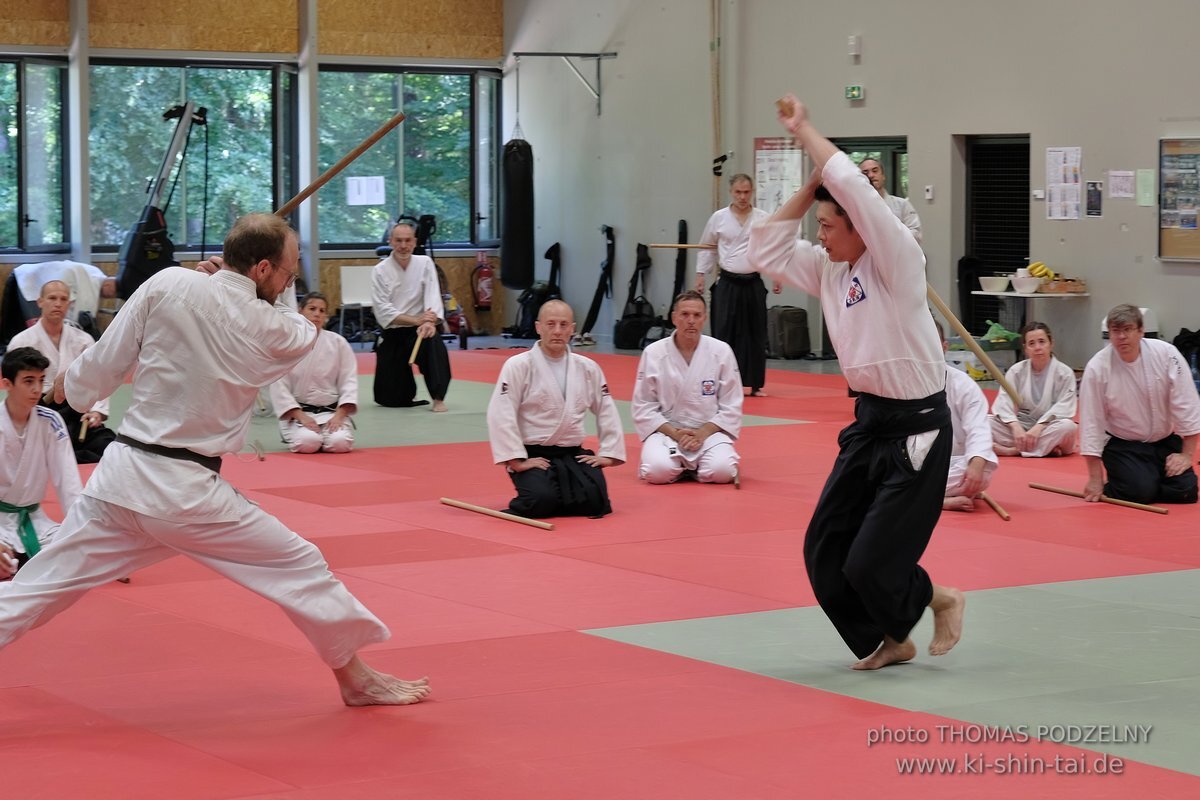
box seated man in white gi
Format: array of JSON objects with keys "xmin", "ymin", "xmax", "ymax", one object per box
[
  {"xmin": 486, "ymin": 300, "xmax": 625, "ymax": 518},
  {"xmin": 934, "ymin": 321, "xmax": 998, "ymax": 512},
  {"xmin": 1081, "ymin": 304, "xmax": 1200, "ymax": 504},
  {"xmin": 632, "ymin": 290, "xmax": 743, "ymax": 484},
  {"xmin": 0, "ymin": 347, "xmax": 82, "ymax": 578},
  {"xmin": 270, "ymin": 292, "xmax": 357, "ymax": 454},
  {"xmin": 13, "ymin": 260, "xmax": 116, "ymax": 329},
  {"xmin": 8, "ymin": 280, "xmax": 116, "ymax": 463}
]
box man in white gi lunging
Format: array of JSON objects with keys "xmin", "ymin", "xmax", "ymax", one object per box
[
  {"xmin": 632, "ymin": 291, "xmax": 743, "ymax": 484},
  {"xmin": 487, "ymin": 300, "xmax": 625, "ymax": 518},
  {"xmin": 748, "ymin": 96, "xmax": 965, "ymax": 670},
  {"xmin": 0, "ymin": 213, "xmax": 429, "ymax": 707}
]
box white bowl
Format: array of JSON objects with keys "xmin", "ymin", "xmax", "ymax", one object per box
[
  {"xmin": 1011, "ymin": 276, "xmax": 1043, "ymax": 294},
  {"xmin": 978, "ymin": 276, "xmax": 1010, "ymax": 292}
]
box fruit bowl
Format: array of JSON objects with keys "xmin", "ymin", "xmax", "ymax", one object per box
[
  {"xmin": 978, "ymin": 276, "xmax": 1011, "ymax": 292},
  {"xmin": 1011, "ymin": 276, "xmax": 1043, "ymax": 294}
]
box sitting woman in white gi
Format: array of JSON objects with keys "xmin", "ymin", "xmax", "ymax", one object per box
[
  {"xmin": 990, "ymin": 321, "xmax": 1078, "ymax": 458},
  {"xmin": 269, "ymin": 292, "xmax": 357, "ymax": 454},
  {"xmin": 632, "ymin": 291, "xmax": 743, "ymax": 484}
]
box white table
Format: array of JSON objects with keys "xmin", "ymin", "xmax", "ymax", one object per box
[{"xmin": 970, "ymin": 290, "xmax": 1089, "ymax": 323}]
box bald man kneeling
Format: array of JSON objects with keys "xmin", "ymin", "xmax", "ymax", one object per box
[{"xmin": 486, "ymin": 301, "xmax": 626, "ymax": 519}]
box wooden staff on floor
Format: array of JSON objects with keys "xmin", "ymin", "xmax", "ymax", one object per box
[
  {"xmin": 440, "ymin": 497, "xmax": 556, "ymax": 530},
  {"xmin": 1028, "ymin": 482, "xmax": 1169, "ymax": 515},
  {"xmin": 979, "ymin": 491, "xmax": 1009, "ymax": 521}
]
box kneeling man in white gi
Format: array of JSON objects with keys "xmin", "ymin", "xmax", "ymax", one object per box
[
  {"xmin": 935, "ymin": 321, "xmax": 998, "ymax": 511},
  {"xmin": 487, "ymin": 300, "xmax": 626, "ymax": 518},
  {"xmin": 633, "ymin": 290, "xmax": 743, "ymax": 484}
]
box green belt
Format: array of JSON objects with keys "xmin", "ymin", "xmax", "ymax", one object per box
[{"xmin": 0, "ymin": 500, "xmax": 41, "ymax": 556}]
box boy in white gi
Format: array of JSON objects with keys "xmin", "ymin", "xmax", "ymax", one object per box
[
  {"xmin": 1, "ymin": 347, "xmax": 82, "ymax": 577},
  {"xmin": 1080, "ymin": 304, "xmax": 1200, "ymax": 504},
  {"xmin": 990, "ymin": 322, "xmax": 1078, "ymax": 458},
  {"xmin": 487, "ymin": 300, "xmax": 625, "ymax": 518},
  {"xmin": 0, "ymin": 214, "xmax": 429, "ymax": 708},
  {"xmin": 270, "ymin": 292, "xmax": 357, "ymax": 454},
  {"xmin": 632, "ymin": 291, "xmax": 743, "ymax": 484},
  {"xmin": 934, "ymin": 321, "xmax": 999, "ymax": 512},
  {"xmin": 8, "ymin": 279, "xmax": 116, "ymax": 462},
  {"xmin": 748, "ymin": 95, "xmax": 964, "ymax": 670}
]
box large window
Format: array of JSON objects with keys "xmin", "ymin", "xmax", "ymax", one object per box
[
  {"xmin": 0, "ymin": 58, "xmax": 67, "ymax": 252},
  {"xmin": 89, "ymin": 62, "xmax": 291, "ymax": 250},
  {"xmin": 836, "ymin": 137, "xmax": 910, "ymax": 198},
  {"xmin": 317, "ymin": 68, "xmax": 499, "ymax": 248}
]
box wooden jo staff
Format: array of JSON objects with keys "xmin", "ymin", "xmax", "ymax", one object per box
[
  {"xmin": 409, "ymin": 335, "xmax": 423, "ymax": 365},
  {"xmin": 1029, "ymin": 482, "xmax": 1169, "ymax": 515},
  {"xmin": 979, "ymin": 491, "xmax": 1009, "ymax": 521},
  {"xmin": 275, "ymin": 110, "xmax": 407, "ymax": 218},
  {"xmin": 440, "ymin": 497, "xmax": 556, "ymax": 530}
]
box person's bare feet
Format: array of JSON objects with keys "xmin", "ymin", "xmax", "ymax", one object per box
[
  {"xmin": 853, "ymin": 636, "xmax": 917, "ymax": 670},
  {"xmin": 993, "ymin": 444, "xmax": 1020, "ymax": 457},
  {"xmin": 334, "ymin": 656, "xmax": 431, "ymax": 706},
  {"xmin": 431, "ymin": 400, "xmax": 448, "ymax": 413},
  {"xmin": 929, "ymin": 585, "xmax": 965, "ymax": 656},
  {"xmin": 942, "ymin": 495, "xmax": 976, "ymax": 512},
  {"xmin": 747, "ymin": 389, "xmax": 768, "ymax": 397}
]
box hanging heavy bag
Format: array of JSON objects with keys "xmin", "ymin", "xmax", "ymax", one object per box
[
  {"xmin": 501, "ymin": 138, "xmax": 535, "ymax": 290},
  {"xmin": 613, "ymin": 244, "xmax": 657, "ymax": 349}
]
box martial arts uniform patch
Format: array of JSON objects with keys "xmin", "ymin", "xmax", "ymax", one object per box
[
  {"xmin": 701, "ymin": 379, "xmax": 717, "ymax": 396},
  {"xmin": 500, "ymin": 381, "xmax": 509, "ymax": 395},
  {"xmin": 845, "ymin": 276, "xmax": 866, "ymax": 307}
]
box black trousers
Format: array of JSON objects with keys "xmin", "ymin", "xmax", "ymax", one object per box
[
  {"xmin": 40, "ymin": 399, "xmax": 115, "ymax": 464},
  {"xmin": 374, "ymin": 327, "xmax": 452, "ymax": 407},
  {"xmin": 506, "ymin": 444, "xmax": 612, "ymax": 519},
  {"xmin": 1103, "ymin": 433, "xmax": 1198, "ymax": 504},
  {"xmin": 710, "ymin": 272, "xmax": 767, "ymax": 391},
  {"xmin": 804, "ymin": 391, "xmax": 952, "ymax": 659}
]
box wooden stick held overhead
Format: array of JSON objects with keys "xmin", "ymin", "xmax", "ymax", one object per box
[
  {"xmin": 1028, "ymin": 482, "xmax": 1169, "ymax": 515},
  {"xmin": 979, "ymin": 491, "xmax": 1009, "ymax": 521},
  {"xmin": 926, "ymin": 285, "xmax": 1020, "ymax": 406},
  {"xmin": 440, "ymin": 497, "xmax": 556, "ymax": 530},
  {"xmin": 275, "ymin": 110, "xmax": 407, "ymax": 218}
]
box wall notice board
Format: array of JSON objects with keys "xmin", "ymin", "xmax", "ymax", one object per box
[{"xmin": 1159, "ymin": 138, "xmax": 1200, "ymax": 260}]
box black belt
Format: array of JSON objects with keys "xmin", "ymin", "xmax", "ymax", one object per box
[
  {"xmin": 718, "ymin": 271, "xmax": 762, "ymax": 284},
  {"xmin": 116, "ymin": 434, "xmax": 223, "ymax": 474},
  {"xmin": 299, "ymin": 403, "xmax": 338, "ymax": 414}
]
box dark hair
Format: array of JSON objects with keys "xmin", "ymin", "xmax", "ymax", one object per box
[
  {"xmin": 300, "ymin": 291, "xmax": 328, "ymax": 309},
  {"xmin": 729, "ymin": 173, "xmax": 753, "ymax": 188},
  {"xmin": 2, "ymin": 346, "xmax": 50, "ymax": 382},
  {"xmin": 671, "ymin": 289, "xmax": 707, "ymax": 312},
  {"xmin": 813, "ymin": 185, "xmax": 852, "ymax": 230},
  {"xmin": 1019, "ymin": 321, "xmax": 1053, "ymax": 344},
  {"xmin": 222, "ymin": 213, "xmax": 295, "ymax": 273}
]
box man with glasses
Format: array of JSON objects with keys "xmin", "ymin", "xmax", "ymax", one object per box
[
  {"xmin": 1080, "ymin": 304, "xmax": 1200, "ymax": 504},
  {"xmin": 0, "ymin": 213, "xmax": 431, "ymax": 709}
]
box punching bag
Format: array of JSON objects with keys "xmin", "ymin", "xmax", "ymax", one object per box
[{"xmin": 501, "ymin": 138, "xmax": 535, "ymax": 290}]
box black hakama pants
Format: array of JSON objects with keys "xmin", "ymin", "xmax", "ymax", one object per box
[
  {"xmin": 1102, "ymin": 433, "xmax": 1198, "ymax": 504},
  {"xmin": 804, "ymin": 390, "xmax": 952, "ymax": 659},
  {"xmin": 506, "ymin": 444, "xmax": 612, "ymax": 518},
  {"xmin": 373, "ymin": 327, "xmax": 452, "ymax": 407},
  {"xmin": 710, "ymin": 272, "xmax": 767, "ymax": 391},
  {"xmin": 40, "ymin": 399, "xmax": 115, "ymax": 464}
]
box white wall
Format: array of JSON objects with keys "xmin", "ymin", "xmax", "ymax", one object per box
[{"xmin": 506, "ymin": 0, "xmax": 1200, "ymax": 365}]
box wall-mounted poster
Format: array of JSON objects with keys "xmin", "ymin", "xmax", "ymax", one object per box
[{"xmin": 1159, "ymin": 139, "xmax": 1200, "ymax": 260}]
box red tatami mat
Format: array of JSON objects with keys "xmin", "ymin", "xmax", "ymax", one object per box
[{"xmin": 6, "ymin": 358, "xmax": 1200, "ymax": 798}]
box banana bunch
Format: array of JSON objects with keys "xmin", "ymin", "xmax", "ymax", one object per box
[{"xmin": 1027, "ymin": 262, "xmax": 1056, "ymax": 280}]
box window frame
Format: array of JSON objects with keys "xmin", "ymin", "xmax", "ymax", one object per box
[
  {"xmin": 315, "ymin": 64, "xmax": 501, "ymax": 251},
  {"xmin": 0, "ymin": 56, "xmax": 71, "ymax": 254}
]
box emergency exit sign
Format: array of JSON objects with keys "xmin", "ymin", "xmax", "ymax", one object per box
[{"xmin": 845, "ymin": 84, "xmax": 864, "ymax": 100}]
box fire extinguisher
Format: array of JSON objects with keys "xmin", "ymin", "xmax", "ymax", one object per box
[{"xmin": 472, "ymin": 251, "xmax": 493, "ymax": 310}]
